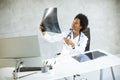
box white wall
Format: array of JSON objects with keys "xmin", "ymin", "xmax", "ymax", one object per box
[
  {"xmin": 0, "ymin": 0, "xmax": 120, "ymax": 66},
  {"xmin": 0, "ymin": 0, "xmax": 120, "ymax": 79}
]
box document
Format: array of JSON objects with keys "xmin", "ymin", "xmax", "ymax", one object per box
[{"xmin": 42, "ymin": 8, "xmax": 61, "ymax": 33}]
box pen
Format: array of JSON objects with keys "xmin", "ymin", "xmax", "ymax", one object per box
[{"xmin": 44, "ymin": 60, "xmax": 48, "ymax": 65}]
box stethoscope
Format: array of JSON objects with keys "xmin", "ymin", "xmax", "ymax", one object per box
[{"xmin": 66, "ymin": 30, "xmax": 81, "ymax": 46}]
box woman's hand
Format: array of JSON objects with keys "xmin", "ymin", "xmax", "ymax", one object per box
[
  {"xmin": 64, "ymin": 37, "xmax": 75, "ymax": 48},
  {"xmin": 39, "ymin": 23, "xmax": 46, "ymax": 36}
]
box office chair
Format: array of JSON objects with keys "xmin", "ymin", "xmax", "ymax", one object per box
[
  {"xmin": 83, "ymin": 27, "xmax": 93, "ymax": 60},
  {"xmin": 73, "ymin": 27, "xmax": 91, "ymax": 80},
  {"xmin": 83, "ymin": 27, "xmax": 90, "ymax": 52}
]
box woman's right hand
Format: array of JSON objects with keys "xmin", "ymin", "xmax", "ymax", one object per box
[{"xmin": 39, "ymin": 23, "xmax": 46, "ymax": 36}]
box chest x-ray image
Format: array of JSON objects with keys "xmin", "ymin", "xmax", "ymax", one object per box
[{"xmin": 42, "ymin": 8, "xmax": 61, "ymax": 33}]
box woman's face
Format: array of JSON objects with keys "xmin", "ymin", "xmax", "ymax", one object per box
[{"xmin": 71, "ymin": 18, "xmax": 82, "ymax": 33}]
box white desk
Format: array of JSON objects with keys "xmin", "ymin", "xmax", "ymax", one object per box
[{"xmin": 18, "ymin": 49, "xmax": 120, "ymax": 80}]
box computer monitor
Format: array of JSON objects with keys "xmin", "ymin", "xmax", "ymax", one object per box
[{"xmin": 0, "ymin": 35, "xmax": 40, "ymax": 59}]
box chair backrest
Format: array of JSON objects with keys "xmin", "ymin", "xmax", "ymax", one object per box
[
  {"xmin": 82, "ymin": 27, "xmax": 90, "ymax": 51},
  {"xmin": 82, "ymin": 27, "xmax": 93, "ymax": 59}
]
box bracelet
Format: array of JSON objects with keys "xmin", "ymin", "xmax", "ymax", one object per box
[
  {"xmin": 72, "ymin": 46, "xmax": 75, "ymax": 49},
  {"xmin": 71, "ymin": 43, "xmax": 75, "ymax": 49}
]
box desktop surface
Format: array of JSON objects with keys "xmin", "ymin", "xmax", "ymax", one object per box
[{"xmin": 17, "ymin": 49, "xmax": 120, "ymax": 80}]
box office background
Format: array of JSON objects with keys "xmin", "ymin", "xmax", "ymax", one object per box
[{"xmin": 0, "ymin": 0, "xmax": 120, "ymax": 80}]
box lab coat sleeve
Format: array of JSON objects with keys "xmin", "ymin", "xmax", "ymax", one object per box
[
  {"xmin": 43, "ymin": 32, "xmax": 64, "ymax": 43},
  {"xmin": 37, "ymin": 26, "xmax": 67, "ymax": 43}
]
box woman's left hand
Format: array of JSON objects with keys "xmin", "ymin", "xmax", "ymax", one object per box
[{"xmin": 64, "ymin": 38, "xmax": 75, "ymax": 48}]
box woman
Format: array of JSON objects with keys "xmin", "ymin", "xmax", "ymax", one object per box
[{"xmin": 39, "ymin": 13, "xmax": 90, "ymax": 62}]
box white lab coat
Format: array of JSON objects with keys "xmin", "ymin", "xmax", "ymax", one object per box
[{"xmin": 42, "ymin": 31, "xmax": 88, "ymax": 55}]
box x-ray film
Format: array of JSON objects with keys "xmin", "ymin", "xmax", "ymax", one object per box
[{"xmin": 42, "ymin": 8, "xmax": 61, "ymax": 33}]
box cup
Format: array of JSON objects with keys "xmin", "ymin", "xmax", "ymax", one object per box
[{"xmin": 41, "ymin": 65, "xmax": 49, "ymax": 73}]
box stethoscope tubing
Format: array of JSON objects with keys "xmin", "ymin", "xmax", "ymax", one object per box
[{"xmin": 66, "ymin": 31, "xmax": 81, "ymax": 46}]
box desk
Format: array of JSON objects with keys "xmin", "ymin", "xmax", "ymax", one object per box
[{"xmin": 18, "ymin": 49, "xmax": 120, "ymax": 80}]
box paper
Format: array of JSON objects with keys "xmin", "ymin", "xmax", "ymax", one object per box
[{"xmin": 42, "ymin": 8, "xmax": 61, "ymax": 33}]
